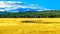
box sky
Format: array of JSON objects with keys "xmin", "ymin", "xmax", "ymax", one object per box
[{"xmin": 0, "ymin": 0, "xmax": 60, "ymax": 10}]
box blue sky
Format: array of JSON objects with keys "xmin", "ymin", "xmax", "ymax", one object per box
[{"xmin": 0, "ymin": 0, "xmax": 60, "ymax": 10}]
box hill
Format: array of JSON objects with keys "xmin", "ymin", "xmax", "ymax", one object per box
[{"xmin": 0, "ymin": 10, "xmax": 60, "ymax": 18}]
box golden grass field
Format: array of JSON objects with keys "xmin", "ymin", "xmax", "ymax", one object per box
[{"xmin": 0, "ymin": 18, "xmax": 60, "ymax": 34}]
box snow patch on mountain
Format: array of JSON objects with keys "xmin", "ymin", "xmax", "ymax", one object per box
[{"xmin": 0, "ymin": 1, "xmax": 50, "ymax": 12}]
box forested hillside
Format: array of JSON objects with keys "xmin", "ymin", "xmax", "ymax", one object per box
[{"xmin": 0, "ymin": 10, "xmax": 60, "ymax": 18}]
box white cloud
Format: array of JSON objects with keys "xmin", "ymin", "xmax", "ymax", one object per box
[
  {"xmin": 36, "ymin": 10, "xmax": 44, "ymax": 11},
  {"xmin": 0, "ymin": 9, "xmax": 5, "ymax": 12},
  {"xmin": 0, "ymin": 1, "xmax": 23, "ymax": 3},
  {"xmin": 0, "ymin": 1, "xmax": 53, "ymax": 12},
  {"xmin": 43, "ymin": 8, "xmax": 55, "ymax": 10}
]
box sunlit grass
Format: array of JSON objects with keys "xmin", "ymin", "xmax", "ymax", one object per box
[{"xmin": 0, "ymin": 18, "xmax": 60, "ymax": 34}]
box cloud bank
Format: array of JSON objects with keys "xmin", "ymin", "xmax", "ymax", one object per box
[{"xmin": 0, "ymin": 1, "xmax": 51, "ymax": 12}]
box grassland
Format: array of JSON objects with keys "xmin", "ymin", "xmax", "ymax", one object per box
[
  {"xmin": 0, "ymin": 18, "xmax": 60, "ymax": 34},
  {"xmin": 0, "ymin": 10, "xmax": 60, "ymax": 34}
]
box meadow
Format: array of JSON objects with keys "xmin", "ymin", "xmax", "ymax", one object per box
[
  {"xmin": 0, "ymin": 10, "xmax": 60, "ymax": 34},
  {"xmin": 0, "ymin": 18, "xmax": 60, "ymax": 34}
]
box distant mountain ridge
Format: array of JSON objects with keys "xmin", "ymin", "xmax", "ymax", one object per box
[{"xmin": 0, "ymin": 1, "xmax": 50, "ymax": 12}]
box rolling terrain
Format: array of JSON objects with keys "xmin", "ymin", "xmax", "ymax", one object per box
[{"xmin": 0, "ymin": 10, "xmax": 60, "ymax": 18}]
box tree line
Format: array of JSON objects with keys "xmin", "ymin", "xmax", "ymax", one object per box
[
  {"xmin": 0, "ymin": 10, "xmax": 59, "ymax": 18},
  {"xmin": 0, "ymin": 13, "xmax": 56, "ymax": 18}
]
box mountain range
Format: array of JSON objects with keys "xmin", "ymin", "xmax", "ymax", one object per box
[{"xmin": 0, "ymin": 1, "xmax": 50, "ymax": 12}]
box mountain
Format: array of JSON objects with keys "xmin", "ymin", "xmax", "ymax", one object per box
[{"xmin": 0, "ymin": 1, "xmax": 46, "ymax": 12}]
